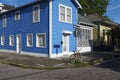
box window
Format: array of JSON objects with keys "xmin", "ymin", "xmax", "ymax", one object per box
[
  {"xmin": 67, "ymin": 8, "xmax": 72, "ymax": 22},
  {"xmin": 60, "ymin": 6, "xmax": 65, "ymax": 21},
  {"xmin": 1, "ymin": 35, "xmax": 5, "ymax": 45},
  {"xmin": 9, "ymin": 35, "xmax": 14, "ymax": 46},
  {"xmin": 33, "ymin": 5, "xmax": 40, "ymax": 23},
  {"xmin": 15, "ymin": 11, "xmax": 20, "ymax": 20},
  {"xmin": 59, "ymin": 4, "xmax": 72, "ymax": 23},
  {"xmin": 77, "ymin": 29, "xmax": 92, "ymax": 47},
  {"xmin": 36, "ymin": 34, "xmax": 46, "ymax": 48},
  {"xmin": 27, "ymin": 34, "xmax": 33, "ymax": 47},
  {"xmin": 2, "ymin": 15, "xmax": 6, "ymax": 27}
]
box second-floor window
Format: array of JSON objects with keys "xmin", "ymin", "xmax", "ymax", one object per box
[
  {"xmin": 2, "ymin": 15, "xmax": 6, "ymax": 27},
  {"xmin": 33, "ymin": 5, "xmax": 40, "ymax": 23},
  {"xmin": 59, "ymin": 4, "xmax": 72, "ymax": 23},
  {"xmin": 15, "ymin": 11, "xmax": 20, "ymax": 20}
]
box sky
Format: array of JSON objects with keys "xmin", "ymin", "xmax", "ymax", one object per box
[
  {"xmin": 106, "ymin": 0, "xmax": 120, "ymax": 23},
  {"xmin": 0, "ymin": 0, "xmax": 120, "ymax": 23}
]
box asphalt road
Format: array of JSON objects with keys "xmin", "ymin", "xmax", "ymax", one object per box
[{"xmin": 0, "ymin": 57, "xmax": 120, "ymax": 80}]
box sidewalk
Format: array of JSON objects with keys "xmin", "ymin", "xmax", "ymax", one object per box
[{"xmin": 0, "ymin": 51, "xmax": 119, "ymax": 69}]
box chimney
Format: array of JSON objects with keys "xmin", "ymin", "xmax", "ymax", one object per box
[{"xmin": 0, "ymin": 3, "xmax": 4, "ymax": 13}]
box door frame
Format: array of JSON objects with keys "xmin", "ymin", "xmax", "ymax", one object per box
[
  {"xmin": 16, "ymin": 34, "xmax": 22, "ymax": 53},
  {"xmin": 62, "ymin": 34, "xmax": 70, "ymax": 54}
]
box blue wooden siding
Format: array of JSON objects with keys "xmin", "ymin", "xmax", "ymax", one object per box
[
  {"xmin": 52, "ymin": 0, "xmax": 78, "ymax": 54},
  {"xmin": 0, "ymin": 0, "xmax": 49, "ymax": 54}
]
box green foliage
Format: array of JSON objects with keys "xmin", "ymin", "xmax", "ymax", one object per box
[
  {"xmin": 78, "ymin": 0, "xmax": 109, "ymax": 15},
  {"xmin": 111, "ymin": 27, "xmax": 120, "ymax": 49}
]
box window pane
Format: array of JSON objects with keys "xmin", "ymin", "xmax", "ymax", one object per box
[
  {"xmin": 2, "ymin": 15, "xmax": 6, "ymax": 27},
  {"xmin": 15, "ymin": 11, "xmax": 20, "ymax": 20},
  {"xmin": 67, "ymin": 8, "xmax": 71, "ymax": 22},
  {"xmin": 37, "ymin": 34, "xmax": 45, "ymax": 47},
  {"xmin": 27, "ymin": 34, "xmax": 32, "ymax": 46},
  {"xmin": 1, "ymin": 35, "xmax": 5, "ymax": 45},
  {"xmin": 33, "ymin": 5, "xmax": 39, "ymax": 22},
  {"xmin": 60, "ymin": 6, "xmax": 65, "ymax": 21},
  {"xmin": 10, "ymin": 35, "xmax": 14, "ymax": 46}
]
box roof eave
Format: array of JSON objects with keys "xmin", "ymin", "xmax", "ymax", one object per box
[{"xmin": 72, "ymin": 0, "xmax": 82, "ymax": 9}]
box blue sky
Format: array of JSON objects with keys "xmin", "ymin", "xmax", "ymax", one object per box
[
  {"xmin": 0, "ymin": 0, "xmax": 120, "ymax": 23},
  {"xmin": 106, "ymin": 0, "xmax": 120, "ymax": 23}
]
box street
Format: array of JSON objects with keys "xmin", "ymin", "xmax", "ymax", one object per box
[{"xmin": 0, "ymin": 57, "xmax": 120, "ymax": 80}]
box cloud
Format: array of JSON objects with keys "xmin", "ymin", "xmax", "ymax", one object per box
[{"xmin": 107, "ymin": 5, "xmax": 120, "ymax": 11}]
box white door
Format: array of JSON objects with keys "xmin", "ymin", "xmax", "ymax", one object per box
[
  {"xmin": 16, "ymin": 35, "xmax": 21, "ymax": 53},
  {"xmin": 62, "ymin": 34, "xmax": 69, "ymax": 54}
]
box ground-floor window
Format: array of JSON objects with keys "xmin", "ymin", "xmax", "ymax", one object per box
[
  {"xmin": 27, "ymin": 34, "xmax": 33, "ymax": 47},
  {"xmin": 9, "ymin": 35, "xmax": 14, "ymax": 46},
  {"xmin": 36, "ymin": 33, "xmax": 46, "ymax": 48},
  {"xmin": 1, "ymin": 35, "xmax": 5, "ymax": 46},
  {"xmin": 77, "ymin": 29, "xmax": 92, "ymax": 47}
]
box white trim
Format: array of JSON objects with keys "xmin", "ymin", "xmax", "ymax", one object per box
[
  {"xmin": 21, "ymin": 51, "xmax": 48, "ymax": 57},
  {"xmin": 49, "ymin": 0, "xmax": 52, "ymax": 58},
  {"xmin": 0, "ymin": 49, "xmax": 48, "ymax": 57},
  {"xmin": 36, "ymin": 33, "xmax": 46, "ymax": 48},
  {"xmin": 9, "ymin": 35, "xmax": 14, "ymax": 46},
  {"xmin": 62, "ymin": 30, "xmax": 72, "ymax": 34},
  {"xmin": 75, "ymin": 0, "xmax": 82, "ymax": 9},
  {"xmin": 15, "ymin": 10, "xmax": 20, "ymax": 20},
  {"xmin": 33, "ymin": 4, "xmax": 40, "ymax": 23},
  {"xmin": 59, "ymin": 4, "xmax": 72, "ymax": 23},
  {"xmin": 2, "ymin": 15, "xmax": 6, "ymax": 27},
  {"xmin": 26, "ymin": 34, "xmax": 33, "ymax": 47}
]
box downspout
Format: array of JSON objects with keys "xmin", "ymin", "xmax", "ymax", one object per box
[{"xmin": 49, "ymin": 0, "xmax": 52, "ymax": 58}]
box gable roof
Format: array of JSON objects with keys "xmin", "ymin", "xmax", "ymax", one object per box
[
  {"xmin": 0, "ymin": 0, "xmax": 82, "ymax": 15},
  {"xmin": 78, "ymin": 14, "xmax": 95, "ymax": 27},
  {"xmin": 85, "ymin": 14, "xmax": 119, "ymax": 26},
  {"xmin": 2, "ymin": 4, "xmax": 15, "ymax": 10}
]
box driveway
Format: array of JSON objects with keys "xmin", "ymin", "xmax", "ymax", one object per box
[{"xmin": 0, "ymin": 57, "xmax": 120, "ymax": 80}]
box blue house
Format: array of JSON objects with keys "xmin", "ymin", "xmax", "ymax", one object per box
[{"xmin": 0, "ymin": 0, "xmax": 82, "ymax": 58}]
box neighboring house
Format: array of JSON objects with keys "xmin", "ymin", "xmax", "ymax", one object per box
[
  {"xmin": 85, "ymin": 14, "xmax": 118, "ymax": 51},
  {"xmin": 0, "ymin": 0, "xmax": 82, "ymax": 58},
  {"xmin": 0, "ymin": 3, "xmax": 15, "ymax": 13},
  {"xmin": 75, "ymin": 14, "xmax": 95, "ymax": 53}
]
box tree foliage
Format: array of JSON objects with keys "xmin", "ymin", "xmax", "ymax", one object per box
[
  {"xmin": 111, "ymin": 27, "xmax": 120, "ymax": 49},
  {"xmin": 78, "ymin": 0, "xmax": 109, "ymax": 15}
]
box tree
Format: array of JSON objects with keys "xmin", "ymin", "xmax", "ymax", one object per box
[
  {"xmin": 111, "ymin": 27, "xmax": 120, "ymax": 49},
  {"xmin": 78, "ymin": 0, "xmax": 109, "ymax": 15}
]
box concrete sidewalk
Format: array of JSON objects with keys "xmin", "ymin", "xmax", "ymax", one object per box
[{"xmin": 0, "ymin": 51, "xmax": 119, "ymax": 69}]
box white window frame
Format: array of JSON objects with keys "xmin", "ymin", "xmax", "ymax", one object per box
[
  {"xmin": 9, "ymin": 35, "xmax": 14, "ymax": 46},
  {"xmin": 2, "ymin": 15, "xmax": 6, "ymax": 27},
  {"xmin": 27, "ymin": 34, "xmax": 33, "ymax": 47},
  {"xmin": 59, "ymin": 4, "xmax": 72, "ymax": 23},
  {"xmin": 15, "ymin": 11, "xmax": 20, "ymax": 20},
  {"xmin": 1, "ymin": 35, "xmax": 5, "ymax": 46},
  {"xmin": 36, "ymin": 33, "xmax": 46, "ymax": 48},
  {"xmin": 33, "ymin": 5, "xmax": 40, "ymax": 23}
]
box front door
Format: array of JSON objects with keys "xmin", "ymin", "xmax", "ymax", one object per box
[
  {"xmin": 16, "ymin": 35, "xmax": 21, "ymax": 53},
  {"xmin": 62, "ymin": 34, "xmax": 69, "ymax": 54}
]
